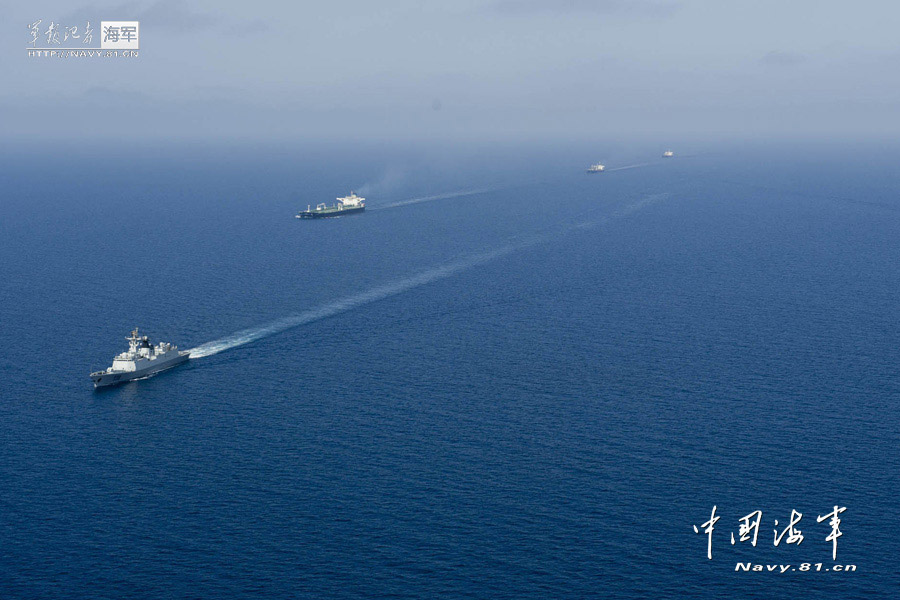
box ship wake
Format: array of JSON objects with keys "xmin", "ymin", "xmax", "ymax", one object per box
[
  {"xmin": 188, "ymin": 242, "xmax": 530, "ymax": 358},
  {"xmin": 189, "ymin": 193, "xmax": 669, "ymax": 359},
  {"xmin": 372, "ymin": 187, "xmax": 495, "ymax": 210},
  {"xmin": 606, "ymin": 162, "xmax": 655, "ymax": 172}
]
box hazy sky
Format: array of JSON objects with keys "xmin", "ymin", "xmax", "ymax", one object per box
[{"xmin": 5, "ymin": 0, "xmax": 900, "ymax": 141}]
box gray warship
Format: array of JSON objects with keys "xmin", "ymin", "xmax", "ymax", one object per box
[{"xmin": 90, "ymin": 328, "xmax": 189, "ymax": 388}]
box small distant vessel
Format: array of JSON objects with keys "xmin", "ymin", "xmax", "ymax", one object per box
[
  {"xmin": 296, "ymin": 192, "xmax": 366, "ymax": 219},
  {"xmin": 663, "ymin": 150, "xmax": 674, "ymax": 157},
  {"xmin": 90, "ymin": 328, "xmax": 189, "ymax": 388},
  {"xmin": 586, "ymin": 163, "xmax": 605, "ymax": 173}
]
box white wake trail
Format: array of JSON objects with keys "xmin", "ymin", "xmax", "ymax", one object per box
[
  {"xmin": 372, "ymin": 187, "xmax": 495, "ymax": 210},
  {"xmin": 189, "ymin": 239, "xmax": 536, "ymax": 358},
  {"xmin": 189, "ymin": 193, "xmax": 668, "ymax": 359},
  {"xmin": 613, "ymin": 193, "xmax": 670, "ymax": 216},
  {"xmin": 374, "ymin": 164, "xmax": 654, "ymax": 212},
  {"xmin": 606, "ymin": 162, "xmax": 655, "ymax": 172}
]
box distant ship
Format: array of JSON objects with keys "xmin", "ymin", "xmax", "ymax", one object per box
[
  {"xmin": 586, "ymin": 163, "xmax": 605, "ymax": 173},
  {"xmin": 296, "ymin": 192, "xmax": 366, "ymax": 219},
  {"xmin": 90, "ymin": 328, "xmax": 189, "ymax": 388},
  {"xmin": 663, "ymin": 150, "xmax": 674, "ymax": 157}
]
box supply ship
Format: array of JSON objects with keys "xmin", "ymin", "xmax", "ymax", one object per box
[
  {"xmin": 90, "ymin": 328, "xmax": 189, "ymax": 388},
  {"xmin": 586, "ymin": 163, "xmax": 605, "ymax": 173},
  {"xmin": 296, "ymin": 192, "xmax": 366, "ymax": 219}
]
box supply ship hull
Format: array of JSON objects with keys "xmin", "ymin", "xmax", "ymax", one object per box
[
  {"xmin": 296, "ymin": 205, "xmax": 365, "ymax": 219},
  {"xmin": 91, "ymin": 351, "xmax": 190, "ymax": 388}
]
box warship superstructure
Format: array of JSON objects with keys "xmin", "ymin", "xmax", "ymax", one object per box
[
  {"xmin": 296, "ymin": 192, "xmax": 366, "ymax": 219},
  {"xmin": 90, "ymin": 328, "xmax": 189, "ymax": 388}
]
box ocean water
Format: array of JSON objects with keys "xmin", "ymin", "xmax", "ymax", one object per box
[{"xmin": 1, "ymin": 140, "xmax": 898, "ymax": 599}]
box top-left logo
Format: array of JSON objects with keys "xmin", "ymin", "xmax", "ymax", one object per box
[{"xmin": 26, "ymin": 20, "xmax": 140, "ymax": 57}]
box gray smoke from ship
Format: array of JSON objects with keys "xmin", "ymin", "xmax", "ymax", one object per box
[{"xmin": 354, "ymin": 166, "xmax": 407, "ymax": 197}]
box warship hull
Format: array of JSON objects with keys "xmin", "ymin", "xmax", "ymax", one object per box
[{"xmin": 91, "ymin": 352, "xmax": 190, "ymax": 388}]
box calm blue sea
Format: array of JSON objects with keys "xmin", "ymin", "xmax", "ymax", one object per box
[{"xmin": 1, "ymin": 140, "xmax": 898, "ymax": 599}]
